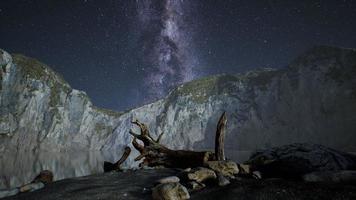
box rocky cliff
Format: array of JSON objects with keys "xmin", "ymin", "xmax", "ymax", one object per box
[
  {"xmin": 0, "ymin": 50, "xmax": 122, "ymax": 153},
  {"xmin": 1, "ymin": 46, "xmax": 356, "ymax": 167}
]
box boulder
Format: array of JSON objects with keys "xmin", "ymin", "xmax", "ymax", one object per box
[
  {"xmin": 246, "ymin": 143, "xmax": 356, "ymax": 179},
  {"xmin": 156, "ymin": 176, "xmax": 180, "ymax": 185},
  {"xmin": 152, "ymin": 182, "xmax": 190, "ymax": 200},
  {"xmin": 186, "ymin": 167, "xmax": 217, "ymax": 183},
  {"xmin": 238, "ymin": 164, "xmax": 251, "ymax": 175},
  {"xmin": 205, "ymin": 161, "xmax": 239, "ymax": 177},
  {"xmin": 186, "ymin": 181, "xmax": 205, "ymax": 192}
]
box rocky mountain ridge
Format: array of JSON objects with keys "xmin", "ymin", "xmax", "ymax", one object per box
[
  {"xmin": 0, "ymin": 46, "xmax": 356, "ymax": 166},
  {"xmin": 0, "ymin": 50, "xmax": 122, "ymax": 153}
]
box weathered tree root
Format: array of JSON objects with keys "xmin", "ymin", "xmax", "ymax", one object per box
[
  {"xmin": 104, "ymin": 146, "xmax": 131, "ymax": 172},
  {"xmin": 130, "ymin": 112, "xmax": 228, "ymax": 169},
  {"xmin": 215, "ymin": 112, "xmax": 227, "ymax": 161}
]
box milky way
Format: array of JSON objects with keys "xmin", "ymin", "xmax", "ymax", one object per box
[
  {"xmin": 136, "ymin": 0, "xmax": 199, "ymax": 102},
  {"xmin": 2, "ymin": 1, "xmax": 356, "ymax": 110}
]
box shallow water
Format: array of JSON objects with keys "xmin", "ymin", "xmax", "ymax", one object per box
[
  {"xmin": 0, "ymin": 149, "xmax": 252, "ymax": 189},
  {"xmin": 0, "ymin": 151, "xmax": 113, "ymax": 189}
]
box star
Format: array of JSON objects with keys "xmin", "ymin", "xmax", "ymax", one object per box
[{"xmin": 0, "ymin": 0, "xmax": 355, "ymax": 110}]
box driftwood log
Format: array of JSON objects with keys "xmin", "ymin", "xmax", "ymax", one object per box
[
  {"xmin": 104, "ymin": 146, "xmax": 131, "ymax": 172},
  {"xmin": 130, "ymin": 112, "xmax": 228, "ymax": 169},
  {"xmin": 215, "ymin": 112, "xmax": 227, "ymax": 161}
]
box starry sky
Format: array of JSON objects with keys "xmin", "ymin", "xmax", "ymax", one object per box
[{"xmin": 1, "ymin": 0, "xmax": 356, "ymax": 111}]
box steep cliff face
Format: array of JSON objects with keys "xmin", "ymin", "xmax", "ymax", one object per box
[
  {"xmin": 0, "ymin": 50, "xmax": 122, "ymax": 153},
  {"xmin": 1, "ymin": 46, "xmax": 356, "ymax": 166}
]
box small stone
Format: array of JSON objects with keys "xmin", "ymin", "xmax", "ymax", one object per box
[
  {"xmin": 19, "ymin": 182, "xmax": 45, "ymax": 193},
  {"xmin": 32, "ymin": 170, "xmax": 53, "ymax": 184},
  {"xmin": 205, "ymin": 161, "xmax": 239, "ymax": 177},
  {"xmin": 156, "ymin": 176, "xmax": 180, "ymax": 184},
  {"xmin": 252, "ymin": 171, "xmax": 262, "ymax": 179},
  {"xmin": 0, "ymin": 188, "xmax": 19, "ymax": 198},
  {"xmin": 142, "ymin": 187, "xmax": 150, "ymax": 193},
  {"xmin": 187, "ymin": 167, "xmax": 216, "ymax": 183},
  {"xmin": 216, "ymin": 173, "xmax": 230, "ymax": 186},
  {"xmin": 187, "ymin": 181, "xmax": 205, "ymax": 191},
  {"xmin": 142, "ymin": 166, "xmax": 155, "ymax": 170},
  {"xmin": 238, "ymin": 164, "xmax": 251, "ymax": 174},
  {"xmin": 152, "ymin": 182, "xmax": 190, "ymax": 200},
  {"xmin": 183, "ymin": 168, "xmax": 191, "ymax": 172}
]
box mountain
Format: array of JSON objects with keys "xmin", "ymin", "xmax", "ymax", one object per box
[
  {"xmin": 1, "ymin": 46, "xmax": 356, "ymax": 167},
  {"xmin": 0, "ymin": 51, "xmax": 122, "ymax": 153}
]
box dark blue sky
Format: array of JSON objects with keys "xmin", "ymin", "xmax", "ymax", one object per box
[{"xmin": 1, "ymin": 0, "xmax": 356, "ymax": 111}]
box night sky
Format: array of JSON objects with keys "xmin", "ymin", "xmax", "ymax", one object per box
[{"xmin": 1, "ymin": 0, "xmax": 356, "ymax": 111}]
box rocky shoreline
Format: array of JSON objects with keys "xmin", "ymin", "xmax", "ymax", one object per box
[
  {"xmin": 2, "ymin": 168, "xmax": 356, "ymax": 200},
  {"xmin": 2, "ymin": 143, "xmax": 356, "ymax": 200}
]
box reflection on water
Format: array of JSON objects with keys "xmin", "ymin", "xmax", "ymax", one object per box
[
  {"xmin": 0, "ymin": 149, "xmax": 252, "ymax": 189},
  {"xmin": 0, "ymin": 151, "xmax": 114, "ymax": 189}
]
